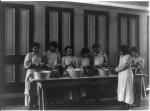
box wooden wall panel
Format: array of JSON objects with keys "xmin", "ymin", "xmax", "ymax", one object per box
[
  {"xmin": 62, "ymin": 12, "xmax": 70, "ymax": 50},
  {"xmin": 19, "ymin": 9, "xmax": 29, "ymax": 55},
  {"xmin": 49, "ymin": 11, "xmax": 58, "ymax": 42},
  {"xmin": 5, "ymin": 8, "xmax": 15, "ymax": 55},
  {"xmin": 19, "ymin": 64, "xmax": 26, "ymax": 82},
  {"xmin": 98, "ymin": 15, "xmax": 106, "ymax": 51},
  {"xmin": 88, "ymin": 15, "xmax": 95, "ymax": 50},
  {"xmin": 130, "ymin": 18, "xmax": 137, "ymax": 47},
  {"xmin": 5, "ymin": 64, "xmax": 15, "ymax": 82},
  {"xmin": 120, "ymin": 17, "xmax": 128, "ymax": 45}
]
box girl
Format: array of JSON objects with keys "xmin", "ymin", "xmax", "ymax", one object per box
[
  {"xmin": 115, "ymin": 45, "xmax": 134, "ymax": 109},
  {"xmin": 42, "ymin": 41, "xmax": 61, "ymax": 77},
  {"xmin": 78, "ymin": 48, "xmax": 92, "ymax": 100},
  {"xmin": 62, "ymin": 46, "xmax": 79, "ymax": 74},
  {"xmin": 62, "ymin": 46, "xmax": 79, "ymax": 101},
  {"xmin": 79, "ymin": 48, "xmax": 92, "ymax": 76},
  {"xmin": 24, "ymin": 42, "xmax": 42, "ymax": 109},
  {"xmin": 130, "ymin": 47, "xmax": 146, "ymax": 106},
  {"xmin": 92, "ymin": 44, "xmax": 108, "ymax": 71},
  {"xmin": 43, "ymin": 41, "xmax": 61, "ymax": 69}
]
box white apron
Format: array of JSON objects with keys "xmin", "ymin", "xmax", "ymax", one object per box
[{"xmin": 117, "ymin": 55, "xmax": 134, "ymax": 105}]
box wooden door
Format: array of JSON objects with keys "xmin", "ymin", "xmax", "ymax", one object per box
[
  {"xmin": 84, "ymin": 10, "xmax": 109, "ymax": 54},
  {"xmin": 45, "ymin": 7, "xmax": 74, "ymax": 54},
  {"xmin": 2, "ymin": 3, "xmax": 34, "ymax": 93},
  {"xmin": 118, "ymin": 13, "xmax": 139, "ymax": 49}
]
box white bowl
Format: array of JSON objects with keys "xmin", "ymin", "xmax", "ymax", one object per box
[
  {"xmin": 33, "ymin": 71, "xmax": 51, "ymax": 80},
  {"xmin": 67, "ymin": 68, "xmax": 84, "ymax": 78},
  {"xmin": 97, "ymin": 68, "xmax": 111, "ymax": 76}
]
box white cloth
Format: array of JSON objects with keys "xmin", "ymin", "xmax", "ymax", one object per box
[
  {"xmin": 62, "ymin": 56, "xmax": 79, "ymax": 68},
  {"xmin": 79, "ymin": 57, "xmax": 90, "ymax": 67},
  {"xmin": 117, "ymin": 54, "xmax": 134, "ymax": 104},
  {"xmin": 93, "ymin": 52, "xmax": 108, "ymax": 66},
  {"xmin": 44, "ymin": 50, "xmax": 61, "ymax": 67}
]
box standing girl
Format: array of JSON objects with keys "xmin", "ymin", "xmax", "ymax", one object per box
[
  {"xmin": 115, "ymin": 45, "xmax": 134, "ymax": 109},
  {"xmin": 24, "ymin": 42, "xmax": 42, "ymax": 109},
  {"xmin": 130, "ymin": 47, "xmax": 146, "ymax": 106}
]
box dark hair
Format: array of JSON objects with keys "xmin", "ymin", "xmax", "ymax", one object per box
[
  {"xmin": 130, "ymin": 47, "xmax": 138, "ymax": 53},
  {"xmin": 64, "ymin": 46, "xmax": 73, "ymax": 55},
  {"xmin": 92, "ymin": 44, "xmax": 100, "ymax": 50},
  {"xmin": 120, "ymin": 45, "xmax": 130, "ymax": 55},
  {"xmin": 32, "ymin": 42, "xmax": 40, "ymax": 48},
  {"xmin": 49, "ymin": 41, "xmax": 58, "ymax": 48},
  {"xmin": 81, "ymin": 48, "xmax": 90, "ymax": 57}
]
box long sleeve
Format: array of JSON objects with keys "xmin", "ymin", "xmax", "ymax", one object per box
[
  {"xmin": 73, "ymin": 56, "xmax": 80, "ymax": 68},
  {"xmin": 104, "ymin": 52, "xmax": 108, "ymax": 64},
  {"xmin": 24, "ymin": 53, "xmax": 31, "ymax": 69},
  {"xmin": 137, "ymin": 57, "xmax": 144, "ymax": 69},
  {"xmin": 116, "ymin": 55, "xmax": 131, "ymax": 73},
  {"xmin": 62, "ymin": 57, "xmax": 65, "ymax": 67}
]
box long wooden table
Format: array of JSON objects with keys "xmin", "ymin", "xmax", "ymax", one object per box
[{"xmin": 30, "ymin": 74, "xmax": 146, "ymax": 110}]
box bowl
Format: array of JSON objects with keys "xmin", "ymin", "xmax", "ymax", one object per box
[
  {"xmin": 97, "ymin": 68, "xmax": 111, "ymax": 76},
  {"xmin": 67, "ymin": 68, "xmax": 84, "ymax": 78},
  {"xmin": 50, "ymin": 69, "xmax": 61, "ymax": 78},
  {"xmin": 33, "ymin": 71, "xmax": 51, "ymax": 80}
]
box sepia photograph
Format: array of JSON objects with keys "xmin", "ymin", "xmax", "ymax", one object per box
[{"xmin": 0, "ymin": 0, "xmax": 149, "ymax": 110}]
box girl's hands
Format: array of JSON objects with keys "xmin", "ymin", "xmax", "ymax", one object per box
[{"xmin": 115, "ymin": 66, "xmax": 120, "ymax": 73}]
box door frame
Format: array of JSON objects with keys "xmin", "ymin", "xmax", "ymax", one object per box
[{"xmin": 1, "ymin": 3, "xmax": 34, "ymax": 93}]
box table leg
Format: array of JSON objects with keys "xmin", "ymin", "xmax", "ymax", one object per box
[{"xmin": 42, "ymin": 88, "xmax": 44, "ymax": 110}]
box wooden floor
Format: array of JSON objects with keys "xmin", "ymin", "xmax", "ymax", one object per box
[{"xmin": 1, "ymin": 94, "xmax": 149, "ymax": 110}]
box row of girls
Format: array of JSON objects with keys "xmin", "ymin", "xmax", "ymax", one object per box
[
  {"xmin": 23, "ymin": 41, "xmax": 108, "ymax": 109},
  {"xmin": 23, "ymin": 41, "xmax": 146, "ymax": 110}
]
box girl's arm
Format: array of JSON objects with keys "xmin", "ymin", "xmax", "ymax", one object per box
[
  {"xmin": 104, "ymin": 52, "xmax": 108, "ymax": 64},
  {"xmin": 115, "ymin": 55, "xmax": 131, "ymax": 73},
  {"xmin": 137, "ymin": 57, "xmax": 144, "ymax": 70},
  {"xmin": 24, "ymin": 53, "xmax": 32, "ymax": 69},
  {"xmin": 73, "ymin": 56, "xmax": 80, "ymax": 68}
]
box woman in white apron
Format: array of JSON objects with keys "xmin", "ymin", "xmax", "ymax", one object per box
[
  {"xmin": 130, "ymin": 47, "xmax": 146, "ymax": 106},
  {"xmin": 24, "ymin": 42, "xmax": 42, "ymax": 109},
  {"xmin": 115, "ymin": 45, "xmax": 134, "ymax": 109}
]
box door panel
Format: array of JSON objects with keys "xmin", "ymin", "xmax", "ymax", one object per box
[
  {"xmin": 19, "ymin": 64, "xmax": 26, "ymax": 82},
  {"xmin": 88, "ymin": 15, "xmax": 95, "ymax": 50},
  {"xmin": 5, "ymin": 64, "xmax": 15, "ymax": 82},
  {"xmin": 19, "ymin": 8, "xmax": 31, "ymax": 82},
  {"xmin": 130, "ymin": 18, "xmax": 137, "ymax": 47},
  {"xmin": 19, "ymin": 9, "xmax": 29, "ymax": 55},
  {"xmin": 62, "ymin": 12, "xmax": 70, "ymax": 51},
  {"xmin": 5, "ymin": 7, "xmax": 15, "ymax": 56},
  {"xmin": 49, "ymin": 11, "xmax": 59, "ymax": 42},
  {"xmin": 120, "ymin": 17, "xmax": 128, "ymax": 45},
  {"xmin": 98, "ymin": 15, "xmax": 106, "ymax": 52}
]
